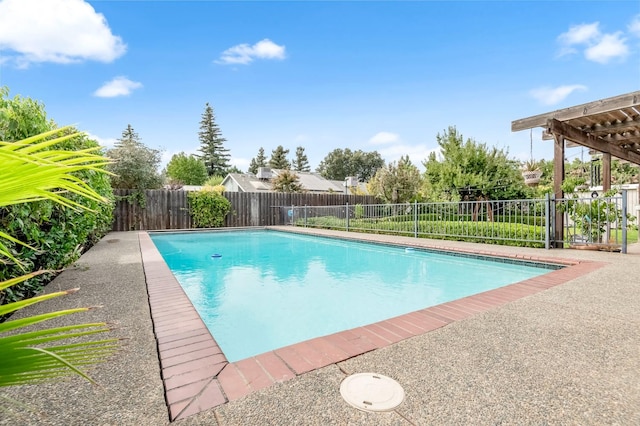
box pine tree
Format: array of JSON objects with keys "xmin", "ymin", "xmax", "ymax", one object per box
[
  {"xmin": 118, "ymin": 124, "xmax": 139, "ymax": 147},
  {"xmin": 269, "ymin": 145, "xmax": 290, "ymax": 169},
  {"xmin": 248, "ymin": 147, "xmax": 268, "ymax": 174},
  {"xmin": 198, "ymin": 103, "xmax": 230, "ymax": 176},
  {"xmin": 292, "ymin": 146, "xmax": 310, "ymax": 172}
]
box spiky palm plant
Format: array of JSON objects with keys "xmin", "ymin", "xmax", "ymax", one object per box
[{"xmin": 0, "ymin": 127, "xmax": 117, "ymax": 387}]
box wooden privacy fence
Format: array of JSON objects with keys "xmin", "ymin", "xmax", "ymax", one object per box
[{"xmin": 112, "ymin": 189, "xmax": 378, "ymax": 231}]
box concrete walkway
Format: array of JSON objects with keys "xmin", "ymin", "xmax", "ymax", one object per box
[{"xmin": 1, "ymin": 229, "xmax": 639, "ymax": 425}]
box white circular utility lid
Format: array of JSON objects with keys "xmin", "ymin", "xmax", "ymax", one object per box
[{"xmin": 340, "ymin": 373, "xmax": 405, "ymax": 412}]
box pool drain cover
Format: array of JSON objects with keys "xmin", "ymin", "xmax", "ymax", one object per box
[{"xmin": 340, "ymin": 373, "xmax": 405, "ymax": 412}]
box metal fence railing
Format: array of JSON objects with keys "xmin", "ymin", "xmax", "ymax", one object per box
[
  {"xmin": 555, "ymin": 193, "xmax": 628, "ymax": 251},
  {"xmin": 286, "ymin": 190, "xmax": 632, "ymax": 252}
]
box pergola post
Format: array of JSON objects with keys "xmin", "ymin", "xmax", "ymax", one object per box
[
  {"xmin": 602, "ymin": 152, "xmax": 611, "ymax": 192},
  {"xmin": 553, "ymin": 132, "xmax": 565, "ymax": 248}
]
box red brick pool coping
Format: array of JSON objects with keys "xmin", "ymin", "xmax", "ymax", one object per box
[{"xmin": 138, "ymin": 231, "xmax": 607, "ymax": 421}]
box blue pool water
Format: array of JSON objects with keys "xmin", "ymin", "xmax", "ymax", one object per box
[{"xmin": 150, "ymin": 230, "xmax": 556, "ymax": 362}]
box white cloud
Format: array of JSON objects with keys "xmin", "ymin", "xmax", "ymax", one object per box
[
  {"xmin": 86, "ymin": 132, "xmax": 117, "ymax": 148},
  {"xmin": 0, "ymin": 0, "xmax": 126, "ymax": 67},
  {"xmin": 629, "ymin": 15, "xmax": 640, "ymax": 37},
  {"xmin": 93, "ymin": 76, "xmax": 142, "ymax": 98},
  {"xmin": 585, "ymin": 32, "xmax": 629, "ymax": 64},
  {"xmin": 217, "ymin": 39, "xmax": 286, "ymax": 65},
  {"xmin": 556, "ymin": 21, "xmax": 629, "ymax": 63},
  {"xmin": 368, "ymin": 131, "xmax": 400, "ymax": 145},
  {"xmin": 558, "ymin": 22, "xmax": 600, "ymax": 47},
  {"xmin": 529, "ymin": 85, "xmax": 587, "ymax": 105}
]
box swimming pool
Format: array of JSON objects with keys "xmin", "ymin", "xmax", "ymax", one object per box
[{"xmin": 150, "ymin": 230, "xmax": 557, "ymax": 362}]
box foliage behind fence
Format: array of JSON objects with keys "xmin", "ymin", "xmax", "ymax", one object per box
[{"xmin": 112, "ymin": 189, "xmax": 377, "ymax": 231}]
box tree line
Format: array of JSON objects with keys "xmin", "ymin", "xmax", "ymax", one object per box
[{"xmin": 108, "ymin": 104, "xmax": 639, "ymax": 202}]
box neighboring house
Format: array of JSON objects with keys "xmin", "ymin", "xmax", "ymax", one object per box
[
  {"xmin": 329, "ymin": 177, "xmax": 369, "ymax": 195},
  {"xmin": 162, "ymin": 184, "xmax": 203, "ymax": 191},
  {"xmin": 222, "ymin": 168, "xmax": 366, "ymax": 194}
]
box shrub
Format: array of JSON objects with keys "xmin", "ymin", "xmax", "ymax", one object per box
[
  {"xmin": 0, "ymin": 141, "xmax": 114, "ymax": 303},
  {"xmin": 204, "ymin": 175, "xmax": 225, "ymax": 186},
  {"xmin": 188, "ymin": 189, "xmax": 231, "ymax": 227}
]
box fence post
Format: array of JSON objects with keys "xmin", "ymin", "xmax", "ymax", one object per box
[
  {"xmin": 414, "ymin": 200, "xmax": 418, "ymax": 238},
  {"xmin": 346, "ymin": 202, "xmax": 350, "ymax": 231},
  {"xmin": 304, "ymin": 204, "xmax": 307, "ymax": 227},
  {"xmin": 622, "ymin": 189, "xmax": 627, "ymax": 254},
  {"xmin": 544, "ymin": 193, "xmax": 551, "ymax": 250},
  {"xmin": 550, "ymin": 194, "xmax": 557, "ymax": 249}
]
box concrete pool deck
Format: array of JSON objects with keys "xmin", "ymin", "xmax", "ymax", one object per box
[{"xmin": 1, "ymin": 227, "xmax": 639, "ymax": 425}]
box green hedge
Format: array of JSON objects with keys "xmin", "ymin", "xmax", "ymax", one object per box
[{"xmin": 299, "ymin": 216, "xmax": 545, "ymax": 248}]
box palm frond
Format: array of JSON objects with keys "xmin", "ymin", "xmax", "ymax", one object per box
[
  {"xmin": 0, "ymin": 127, "xmax": 118, "ymax": 389},
  {"xmin": 0, "ymin": 127, "xmax": 112, "ymax": 209}
]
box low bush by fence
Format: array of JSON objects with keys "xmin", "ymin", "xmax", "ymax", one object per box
[{"xmin": 111, "ymin": 189, "xmax": 377, "ymax": 231}]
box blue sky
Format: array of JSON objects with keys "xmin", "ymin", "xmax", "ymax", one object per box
[{"xmin": 1, "ymin": 0, "xmax": 639, "ymax": 173}]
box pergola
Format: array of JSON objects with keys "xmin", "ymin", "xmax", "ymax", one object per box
[{"xmin": 512, "ymin": 91, "xmax": 640, "ymax": 245}]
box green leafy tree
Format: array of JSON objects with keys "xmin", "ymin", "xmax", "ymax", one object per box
[
  {"xmin": 423, "ymin": 126, "xmax": 527, "ymax": 201},
  {"xmin": 269, "ymin": 145, "xmax": 291, "ymax": 169},
  {"xmin": 165, "ymin": 152, "xmax": 208, "ymax": 185},
  {"xmin": 316, "ymin": 148, "xmax": 384, "ymax": 181},
  {"xmin": 106, "ymin": 125, "xmax": 163, "ymax": 190},
  {"xmin": 0, "ymin": 87, "xmax": 51, "ymax": 140},
  {"xmin": 612, "ymin": 160, "xmax": 639, "ymax": 184},
  {"xmin": 368, "ymin": 155, "xmax": 422, "ymax": 203},
  {"xmin": 292, "ymin": 146, "xmax": 311, "ymax": 172},
  {"xmin": 272, "ymin": 170, "xmax": 304, "ymax": 192},
  {"xmin": 198, "ymin": 103, "xmax": 230, "ymax": 176},
  {"xmin": 248, "ymin": 147, "xmax": 268, "ymax": 174}
]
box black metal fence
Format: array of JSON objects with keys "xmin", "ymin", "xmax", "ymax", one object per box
[{"xmin": 290, "ymin": 191, "xmax": 632, "ymax": 252}]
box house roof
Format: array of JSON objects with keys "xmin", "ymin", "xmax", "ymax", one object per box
[
  {"xmin": 222, "ymin": 171, "xmax": 362, "ymax": 193},
  {"xmin": 291, "ymin": 172, "xmax": 344, "ymax": 192}
]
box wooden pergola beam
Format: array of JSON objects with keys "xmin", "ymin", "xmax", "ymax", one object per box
[
  {"xmin": 512, "ymin": 91, "xmax": 640, "ymax": 131},
  {"xmin": 547, "ymin": 119, "xmax": 640, "ymax": 165}
]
